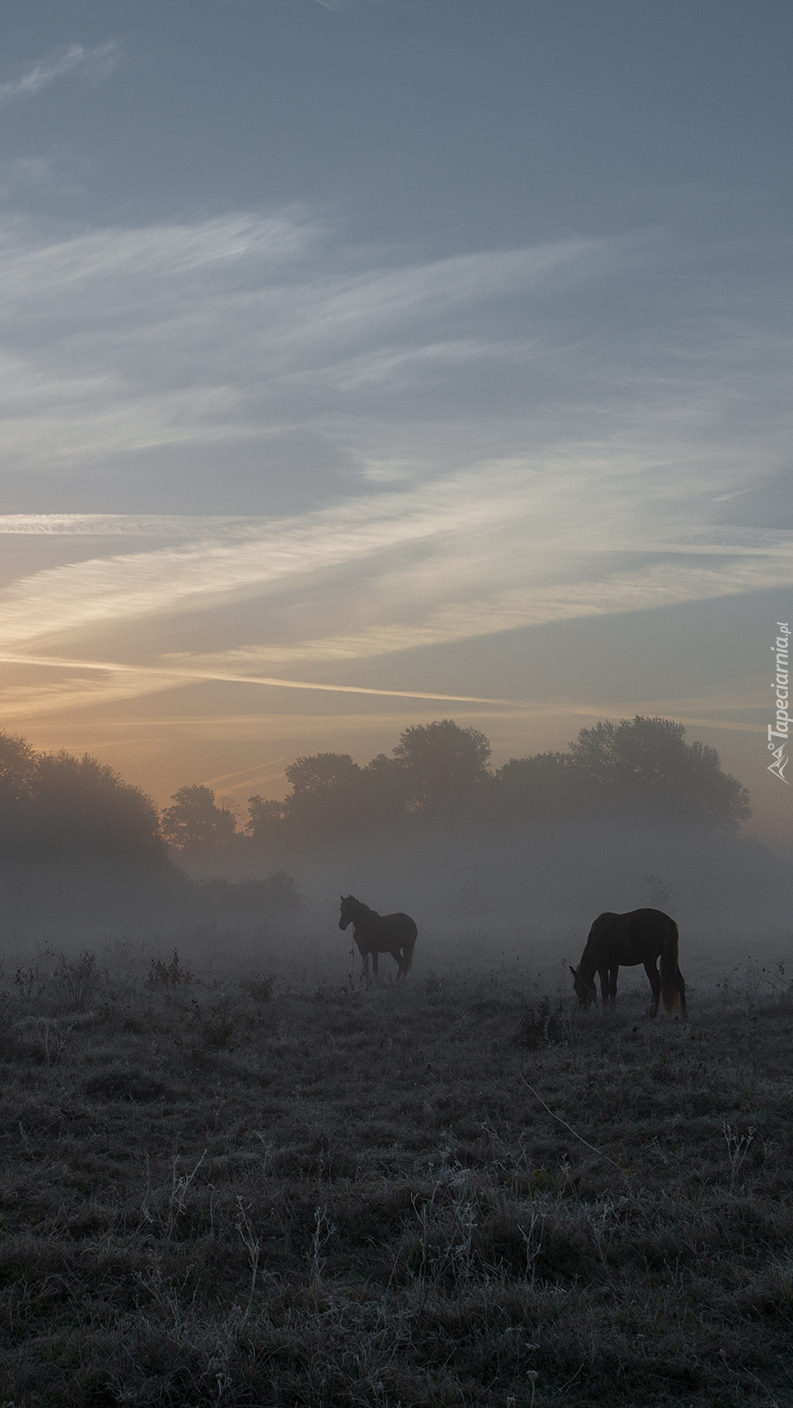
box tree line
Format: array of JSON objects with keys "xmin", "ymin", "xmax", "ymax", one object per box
[
  {"xmin": 0, "ymin": 716, "xmax": 751, "ymax": 865},
  {"xmin": 162, "ymin": 715, "xmax": 751, "ymax": 853}
]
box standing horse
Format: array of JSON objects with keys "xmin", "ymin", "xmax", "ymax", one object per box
[
  {"xmin": 339, "ymin": 895, "xmax": 418, "ymax": 981},
  {"xmin": 570, "ymin": 908, "xmax": 686, "ymax": 1017}
]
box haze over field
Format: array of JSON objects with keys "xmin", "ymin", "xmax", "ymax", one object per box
[{"xmin": 0, "ymin": 1, "xmax": 791, "ymax": 853}]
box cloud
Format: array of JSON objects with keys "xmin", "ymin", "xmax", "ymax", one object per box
[
  {"xmin": 0, "ymin": 208, "xmax": 790, "ymax": 745},
  {"xmin": 0, "ymin": 650, "xmax": 508, "ymax": 707},
  {"xmin": 0, "ymin": 513, "xmax": 268, "ymax": 537},
  {"xmin": 0, "ymin": 458, "xmax": 593, "ymax": 647},
  {"xmin": 0, "ymin": 456, "xmax": 745, "ymax": 653},
  {"xmin": 199, "ymin": 759, "xmax": 287, "ymax": 789},
  {"xmin": 0, "ymin": 204, "xmax": 788, "ymax": 646},
  {"xmin": 0, "ymin": 207, "xmax": 787, "ymax": 544},
  {"xmin": 0, "ymin": 474, "xmax": 791, "ymax": 726},
  {"xmin": 0, "ymin": 212, "xmax": 619, "ymax": 477},
  {"xmin": 0, "ymin": 43, "xmax": 118, "ymax": 108},
  {"xmin": 161, "ymin": 554, "xmax": 793, "ymax": 672}
]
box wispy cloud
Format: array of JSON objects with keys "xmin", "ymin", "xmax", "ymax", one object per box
[
  {"xmin": 199, "ymin": 759, "xmax": 287, "ymax": 789},
  {"xmin": 0, "ymin": 212, "xmax": 619, "ymax": 477},
  {"xmin": 162, "ymin": 553, "xmax": 793, "ymax": 673},
  {"xmin": 0, "ymin": 43, "xmax": 118, "ymax": 108},
  {"xmin": 0, "ymin": 650, "xmax": 509, "ymax": 707},
  {"xmin": 0, "ymin": 482, "xmax": 791, "ymax": 724},
  {"xmin": 0, "ymin": 458, "xmax": 753, "ymax": 653},
  {"xmin": 0, "ymin": 207, "xmax": 787, "ymax": 528},
  {"xmin": 0, "ymin": 208, "xmax": 790, "ymax": 779},
  {"xmin": 0, "ymin": 514, "xmax": 268, "ymax": 538}
]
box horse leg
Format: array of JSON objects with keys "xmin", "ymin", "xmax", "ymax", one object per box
[
  {"xmin": 644, "ymin": 960, "xmax": 661, "ymax": 1017},
  {"xmin": 597, "ymin": 966, "xmax": 609, "ymax": 1006},
  {"xmin": 608, "ymin": 966, "xmax": 619, "ymax": 1006},
  {"xmin": 356, "ymin": 935, "xmax": 371, "ymax": 984},
  {"xmin": 371, "ymin": 950, "xmax": 379, "ymax": 980},
  {"xmin": 677, "ymin": 967, "xmax": 687, "ymax": 1019},
  {"xmin": 393, "ymin": 949, "xmax": 404, "ymax": 979}
]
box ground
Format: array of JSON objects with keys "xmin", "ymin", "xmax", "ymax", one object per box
[{"xmin": 0, "ymin": 939, "xmax": 791, "ymax": 1406}]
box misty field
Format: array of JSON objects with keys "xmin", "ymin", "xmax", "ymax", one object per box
[{"xmin": 1, "ymin": 937, "xmax": 792, "ymax": 1408}]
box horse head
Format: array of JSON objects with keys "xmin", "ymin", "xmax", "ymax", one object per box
[
  {"xmin": 339, "ymin": 894, "xmax": 358, "ymax": 930},
  {"xmin": 570, "ymin": 964, "xmax": 596, "ymax": 1008}
]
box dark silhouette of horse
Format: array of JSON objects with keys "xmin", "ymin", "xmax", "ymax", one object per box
[
  {"xmin": 570, "ymin": 908, "xmax": 686, "ymax": 1017},
  {"xmin": 339, "ymin": 895, "xmax": 417, "ymax": 981}
]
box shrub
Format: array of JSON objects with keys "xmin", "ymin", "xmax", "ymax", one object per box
[{"xmin": 147, "ymin": 949, "xmax": 193, "ymax": 989}]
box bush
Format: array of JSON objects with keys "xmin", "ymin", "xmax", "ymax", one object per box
[{"xmin": 147, "ymin": 949, "xmax": 193, "ymax": 990}]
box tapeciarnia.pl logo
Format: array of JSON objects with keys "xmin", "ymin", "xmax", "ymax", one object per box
[{"xmin": 768, "ymin": 621, "xmax": 790, "ymax": 784}]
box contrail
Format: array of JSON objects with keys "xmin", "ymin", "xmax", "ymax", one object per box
[
  {"xmin": 0, "ymin": 651, "xmax": 519, "ymax": 706},
  {"xmin": 200, "ymin": 758, "xmax": 288, "ymax": 789}
]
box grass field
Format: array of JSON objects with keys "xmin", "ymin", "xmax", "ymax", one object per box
[{"xmin": 0, "ymin": 936, "xmax": 792, "ymax": 1407}]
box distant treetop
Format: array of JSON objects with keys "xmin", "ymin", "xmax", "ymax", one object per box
[
  {"xmin": 567, "ymin": 716, "xmax": 750, "ymax": 833},
  {"xmin": 0, "ymin": 731, "xmax": 166, "ymax": 862},
  {"xmin": 160, "ymin": 784, "xmax": 238, "ymax": 851},
  {"xmin": 242, "ymin": 713, "xmax": 750, "ymax": 846}
]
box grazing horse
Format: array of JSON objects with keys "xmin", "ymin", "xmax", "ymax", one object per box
[
  {"xmin": 339, "ymin": 895, "xmax": 418, "ymax": 981},
  {"xmin": 570, "ymin": 908, "xmax": 686, "ymax": 1017}
]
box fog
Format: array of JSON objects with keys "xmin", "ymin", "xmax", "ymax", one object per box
[
  {"xmin": 1, "ymin": 814, "xmax": 790, "ymax": 1000},
  {"xmin": 1, "ymin": 716, "xmax": 789, "ymax": 993}
]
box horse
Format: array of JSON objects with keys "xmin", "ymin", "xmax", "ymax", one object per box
[
  {"xmin": 339, "ymin": 895, "xmax": 418, "ymax": 981},
  {"xmin": 570, "ymin": 908, "xmax": 686, "ymax": 1018}
]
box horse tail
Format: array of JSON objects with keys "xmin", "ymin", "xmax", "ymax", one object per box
[
  {"xmin": 660, "ymin": 916, "xmax": 682, "ymax": 1015},
  {"xmin": 401, "ymin": 922, "xmax": 418, "ymax": 976}
]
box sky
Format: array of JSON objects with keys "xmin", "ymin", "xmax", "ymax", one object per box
[{"xmin": 0, "ymin": 0, "xmax": 791, "ymax": 848}]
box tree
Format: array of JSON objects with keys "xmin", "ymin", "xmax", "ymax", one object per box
[
  {"xmin": 567, "ymin": 716, "xmax": 751, "ymax": 832},
  {"xmin": 281, "ymin": 753, "xmax": 363, "ymax": 840},
  {"xmin": 34, "ymin": 750, "xmax": 166, "ymax": 860},
  {"xmin": 0, "ymin": 732, "xmax": 37, "ymax": 805},
  {"xmin": 161, "ymin": 784, "xmax": 238, "ymax": 850},
  {"xmin": 0, "ymin": 732, "xmax": 166, "ymax": 861},
  {"xmin": 495, "ymin": 751, "xmax": 583, "ymax": 819},
  {"xmin": 391, "ymin": 720, "xmax": 492, "ymax": 814},
  {"xmin": 285, "ymin": 753, "xmax": 361, "ymax": 798},
  {"xmin": 358, "ymin": 751, "xmax": 410, "ymax": 824},
  {"xmin": 0, "ymin": 732, "xmax": 38, "ymax": 848},
  {"xmin": 240, "ymin": 713, "xmax": 754, "ymax": 854},
  {"xmin": 246, "ymin": 796, "xmax": 285, "ymax": 843}
]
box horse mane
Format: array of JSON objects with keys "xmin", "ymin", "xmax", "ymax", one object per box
[{"xmin": 346, "ymin": 895, "xmax": 374, "ymax": 916}]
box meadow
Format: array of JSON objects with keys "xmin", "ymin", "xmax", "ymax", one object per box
[{"xmin": 0, "ymin": 933, "xmax": 792, "ymax": 1407}]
